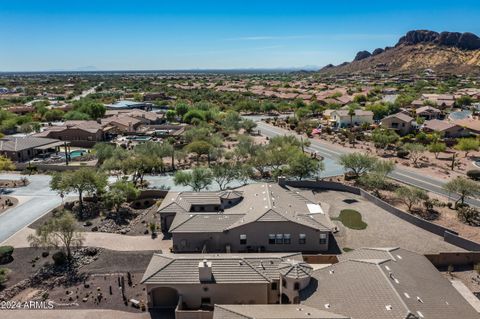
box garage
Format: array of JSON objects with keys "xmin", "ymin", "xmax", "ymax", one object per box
[{"xmin": 150, "ymin": 287, "xmax": 179, "ymax": 308}]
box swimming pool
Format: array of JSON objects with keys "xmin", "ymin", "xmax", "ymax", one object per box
[
  {"xmin": 61, "ymin": 149, "xmax": 87, "ymax": 159},
  {"xmin": 449, "ymin": 110, "xmax": 472, "ymax": 120},
  {"xmin": 126, "ymin": 136, "xmax": 152, "ymax": 141}
]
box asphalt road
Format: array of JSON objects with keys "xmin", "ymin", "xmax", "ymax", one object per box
[
  {"xmin": 0, "ymin": 174, "xmax": 64, "ymax": 243},
  {"xmin": 255, "ymin": 121, "xmax": 480, "ymax": 207}
]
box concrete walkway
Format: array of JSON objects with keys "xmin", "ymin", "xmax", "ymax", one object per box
[
  {"xmin": 451, "ymin": 279, "xmax": 480, "ymax": 313},
  {"xmin": 1, "ymin": 227, "xmax": 171, "ymax": 252},
  {"xmin": 1, "ymin": 309, "xmax": 151, "ymax": 319}
]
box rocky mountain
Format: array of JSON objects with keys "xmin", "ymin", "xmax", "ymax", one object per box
[{"xmin": 321, "ymin": 30, "xmax": 480, "ymax": 75}]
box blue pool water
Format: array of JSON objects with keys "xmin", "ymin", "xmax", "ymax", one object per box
[{"xmin": 449, "ymin": 110, "xmax": 472, "ymax": 120}]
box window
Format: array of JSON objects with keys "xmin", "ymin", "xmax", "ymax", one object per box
[
  {"xmin": 275, "ymin": 234, "xmax": 283, "ymax": 244},
  {"xmin": 240, "ymin": 234, "xmax": 247, "ymax": 245},
  {"xmin": 268, "ymin": 234, "xmax": 275, "ymax": 245},
  {"xmin": 319, "ymin": 233, "xmax": 327, "ymax": 245},
  {"xmin": 283, "ymin": 234, "xmax": 291, "ymax": 244},
  {"xmin": 201, "ymin": 297, "xmax": 211, "ymax": 305},
  {"xmin": 294, "ymin": 282, "xmax": 300, "ymax": 291},
  {"xmin": 299, "ymin": 234, "xmax": 306, "ymax": 244},
  {"xmin": 268, "ymin": 234, "xmax": 276, "ymax": 244},
  {"xmin": 271, "ymin": 282, "xmax": 278, "ymax": 290}
]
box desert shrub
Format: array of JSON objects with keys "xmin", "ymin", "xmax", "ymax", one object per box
[
  {"xmin": 466, "ymin": 170, "xmax": 480, "ymax": 181},
  {"xmin": 52, "ymin": 251, "xmax": 67, "ymax": 266},
  {"xmin": 41, "ymin": 251, "xmax": 49, "ymax": 258},
  {"xmin": 0, "ymin": 246, "xmax": 14, "ymax": 264},
  {"xmin": 397, "ymin": 149, "xmax": 410, "ymax": 158}
]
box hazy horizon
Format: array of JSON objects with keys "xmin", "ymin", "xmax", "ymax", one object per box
[{"xmin": 2, "ymin": 0, "xmax": 480, "ymax": 72}]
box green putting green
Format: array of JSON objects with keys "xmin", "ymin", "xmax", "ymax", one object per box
[{"xmin": 332, "ymin": 209, "xmax": 367, "ymax": 230}]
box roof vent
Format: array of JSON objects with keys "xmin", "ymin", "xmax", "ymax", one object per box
[
  {"xmin": 417, "ymin": 296, "xmax": 423, "ymax": 303},
  {"xmin": 324, "ymin": 304, "xmax": 330, "ymax": 309},
  {"xmin": 329, "ymin": 270, "xmax": 335, "ymax": 275},
  {"xmin": 385, "ymin": 305, "xmax": 392, "ymax": 311}
]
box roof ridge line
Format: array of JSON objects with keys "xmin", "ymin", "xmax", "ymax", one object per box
[
  {"xmin": 375, "ymin": 262, "xmax": 412, "ymax": 317},
  {"xmin": 241, "ymin": 258, "xmax": 273, "ymax": 282},
  {"xmin": 168, "ymin": 214, "xmax": 196, "ymax": 232},
  {"xmin": 140, "ymin": 255, "xmax": 175, "ymax": 284}
]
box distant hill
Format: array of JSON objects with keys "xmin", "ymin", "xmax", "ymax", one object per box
[{"xmin": 320, "ymin": 30, "xmax": 480, "ymax": 75}]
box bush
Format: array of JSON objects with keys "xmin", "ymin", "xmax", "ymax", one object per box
[
  {"xmin": 41, "ymin": 251, "xmax": 49, "ymax": 258},
  {"xmin": 397, "ymin": 149, "xmax": 410, "ymax": 159},
  {"xmin": 52, "ymin": 251, "xmax": 67, "ymax": 266},
  {"xmin": 0, "ymin": 246, "xmax": 14, "ymax": 264},
  {"xmin": 467, "ymin": 170, "xmax": 480, "ymax": 181}
]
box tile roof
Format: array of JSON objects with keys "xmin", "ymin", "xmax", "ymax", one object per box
[
  {"xmin": 213, "ymin": 304, "xmax": 349, "ymax": 319},
  {"xmin": 160, "ymin": 183, "xmax": 335, "ymax": 234},
  {"xmin": 301, "ymin": 247, "xmax": 479, "ymax": 319},
  {"xmin": 0, "ymin": 136, "xmax": 63, "ymax": 152},
  {"xmin": 423, "ymin": 119, "xmax": 459, "ymax": 132},
  {"xmin": 142, "ymin": 252, "xmax": 302, "ymax": 284},
  {"xmin": 382, "ymin": 112, "xmax": 414, "ymax": 123}
]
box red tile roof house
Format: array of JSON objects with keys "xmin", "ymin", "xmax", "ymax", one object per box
[
  {"xmin": 415, "ymin": 106, "xmax": 442, "ymax": 120},
  {"xmin": 380, "ymin": 112, "xmax": 414, "ymax": 135},
  {"xmin": 34, "ymin": 120, "xmax": 106, "ymax": 147},
  {"xmin": 422, "ymin": 119, "xmax": 469, "ymax": 138}
]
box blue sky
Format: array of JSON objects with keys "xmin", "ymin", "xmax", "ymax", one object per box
[{"xmin": 1, "ymin": 1, "xmax": 480, "ymax": 71}]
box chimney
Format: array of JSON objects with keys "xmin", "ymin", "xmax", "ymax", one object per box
[
  {"xmin": 198, "ymin": 259, "xmax": 212, "ymax": 282},
  {"xmin": 277, "ymin": 176, "xmax": 286, "ymax": 187}
]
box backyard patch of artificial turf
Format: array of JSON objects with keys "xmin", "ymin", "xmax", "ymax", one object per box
[{"xmin": 332, "ymin": 209, "xmax": 368, "ymax": 230}]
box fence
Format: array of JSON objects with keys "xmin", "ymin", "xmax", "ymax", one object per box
[
  {"xmin": 425, "ymin": 252, "xmax": 480, "ymax": 267},
  {"xmin": 280, "ymin": 179, "xmax": 480, "ymax": 252}
]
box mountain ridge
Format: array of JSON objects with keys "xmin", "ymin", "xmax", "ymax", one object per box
[{"xmin": 321, "ymin": 30, "xmax": 480, "ymax": 75}]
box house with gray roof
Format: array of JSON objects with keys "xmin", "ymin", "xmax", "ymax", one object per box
[
  {"xmin": 301, "ymin": 247, "xmax": 479, "ymax": 319},
  {"xmin": 213, "ymin": 304, "xmax": 348, "ymax": 319},
  {"xmin": 158, "ymin": 183, "xmax": 335, "ymax": 253},
  {"xmin": 141, "ymin": 252, "xmax": 305, "ymax": 311},
  {"xmin": 381, "ymin": 112, "xmax": 414, "ymax": 135},
  {"xmin": 0, "ymin": 136, "xmax": 66, "ymax": 162}
]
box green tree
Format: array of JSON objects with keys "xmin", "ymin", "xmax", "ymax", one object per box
[
  {"xmin": 93, "ymin": 143, "xmax": 116, "ymax": 164},
  {"xmin": 104, "ymin": 180, "xmax": 140, "ymax": 212},
  {"xmin": 395, "ymin": 186, "xmax": 428, "ymax": 212},
  {"xmin": 174, "ymin": 167, "xmax": 213, "ymax": 191},
  {"xmin": 50, "ymin": 168, "xmax": 108, "ymax": 216},
  {"xmin": 403, "ymin": 143, "xmax": 426, "ymax": 166},
  {"xmin": 165, "ymin": 109, "xmax": 177, "ymax": 122},
  {"xmin": 429, "ymin": 142, "xmax": 446, "ymax": 159},
  {"xmin": 371, "ymin": 129, "xmax": 399, "ymax": 152},
  {"xmin": 27, "ymin": 211, "xmax": 84, "ymax": 260},
  {"xmin": 0, "ymin": 156, "xmax": 14, "ymax": 172},
  {"xmin": 443, "ymin": 177, "xmax": 480, "ymax": 206},
  {"xmin": 186, "ymin": 140, "xmax": 214, "ymax": 164},
  {"xmin": 455, "ymin": 138, "xmax": 479, "ymax": 158},
  {"xmin": 338, "ymin": 153, "xmax": 378, "ymax": 178},
  {"xmin": 175, "ymin": 102, "xmax": 189, "ymax": 118},
  {"xmin": 286, "ymin": 153, "xmax": 323, "ymax": 180},
  {"xmin": 241, "ymin": 119, "xmax": 257, "ymax": 134},
  {"xmin": 211, "ymin": 163, "xmax": 240, "ymax": 190}
]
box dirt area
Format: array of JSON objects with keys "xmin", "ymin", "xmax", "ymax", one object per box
[
  {"xmin": 0, "ymin": 179, "xmax": 30, "ymax": 188},
  {"xmin": 443, "ymin": 268, "xmax": 480, "ymax": 297},
  {"xmin": 30, "ymin": 203, "xmax": 161, "ymax": 237},
  {"xmin": 0, "ymin": 196, "xmax": 18, "ymax": 215},
  {"xmin": 376, "ymin": 185, "xmax": 480, "ymax": 244},
  {"xmin": 1, "ymin": 247, "xmax": 155, "ymax": 313},
  {"xmin": 0, "ymin": 247, "xmax": 52, "ymax": 290}
]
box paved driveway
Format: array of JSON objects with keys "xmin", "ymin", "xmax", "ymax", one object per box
[
  {"xmin": 0, "ymin": 173, "xmax": 65, "ymax": 243},
  {"xmin": 2, "ymin": 227, "xmax": 171, "ymax": 252},
  {"xmin": 315, "ymin": 190, "xmax": 463, "ymax": 254}
]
